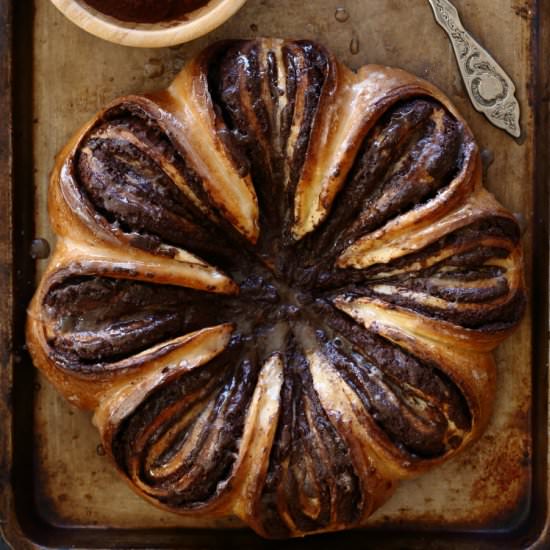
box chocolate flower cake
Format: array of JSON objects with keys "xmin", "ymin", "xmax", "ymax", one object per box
[{"xmin": 27, "ymin": 39, "xmax": 525, "ymax": 538}]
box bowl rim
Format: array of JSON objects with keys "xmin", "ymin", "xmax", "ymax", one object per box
[{"xmin": 49, "ymin": 0, "xmax": 248, "ymax": 48}]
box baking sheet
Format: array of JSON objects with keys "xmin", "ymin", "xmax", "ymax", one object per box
[{"xmin": 3, "ymin": 0, "xmax": 543, "ymax": 545}]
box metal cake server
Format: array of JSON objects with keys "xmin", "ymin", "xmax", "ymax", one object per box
[{"xmin": 427, "ymin": 0, "xmax": 521, "ymax": 138}]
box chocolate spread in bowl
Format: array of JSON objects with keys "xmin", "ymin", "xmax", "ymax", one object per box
[{"xmin": 82, "ymin": 0, "xmax": 211, "ymax": 23}]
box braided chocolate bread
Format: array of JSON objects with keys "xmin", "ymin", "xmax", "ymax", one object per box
[{"xmin": 27, "ymin": 38, "xmax": 525, "ymax": 538}]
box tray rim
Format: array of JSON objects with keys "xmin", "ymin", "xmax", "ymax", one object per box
[{"xmin": 1, "ymin": 0, "xmax": 548, "ymax": 548}]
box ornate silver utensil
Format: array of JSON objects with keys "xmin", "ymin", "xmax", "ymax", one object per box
[{"xmin": 427, "ymin": 0, "xmax": 521, "ymax": 138}]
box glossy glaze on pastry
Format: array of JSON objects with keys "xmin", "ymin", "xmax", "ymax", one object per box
[{"xmin": 27, "ymin": 39, "xmax": 525, "ymax": 539}]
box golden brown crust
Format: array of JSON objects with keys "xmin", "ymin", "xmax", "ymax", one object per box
[{"xmin": 26, "ymin": 38, "xmax": 525, "ymax": 539}]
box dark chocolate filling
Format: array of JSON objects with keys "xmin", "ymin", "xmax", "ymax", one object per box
[
  {"xmin": 307, "ymin": 216, "xmax": 519, "ymax": 293},
  {"xmin": 76, "ymin": 106, "xmax": 246, "ymax": 269},
  {"xmin": 309, "ymin": 302, "xmax": 471, "ymax": 457},
  {"xmin": 297, "ymin": 98, "xmax": 467, "ymax": 268},
  {"xmin": 258, "ymin": 337, "xmax": 362, "ymax": 538},
  {"xmin": 112, "ymin": 337, "xmax": 259, "ymax": 507},
  {"xmin": 207, "ymin": 40, "xmax": 330, "ymax": 256},
  {"xmin": 44, "ymin": 277, "xmax": 231, "ymax": 367}
]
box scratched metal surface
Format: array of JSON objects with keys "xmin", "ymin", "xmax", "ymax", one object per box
[{"xmin": 31, "ymin": 0, "xmax": 534, "ymax": 533}]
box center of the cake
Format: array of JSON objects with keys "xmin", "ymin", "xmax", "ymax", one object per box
[{"xmin": 217, "ymin": 249, "xmax": 316, "ymax": 338}]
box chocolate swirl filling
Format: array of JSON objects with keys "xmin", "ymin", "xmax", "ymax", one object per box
[
  {"xmin": 257, "ymin": 338, "xmax": 362, "ymax": 538},
  {"xmin": 76, "ymin": 105, "xmax": 244, "ymax": 267},
  {"xmin": 207, "ymin": 40, "xmax": 330, "ymax": 252},
  {"xmin": 297, "ymin": 97, "xmax": 469, "ymax": 270},
  {"xmin": 310, "ymin": 304, "xmax": 472, "ymax": 458},
  {"xmin": 44, "ymin": 276, "xmax": 229, "ymax": 369},
  {"xmin": 112, "ymin": 338, "xmax": 259, "ymax": 508}
]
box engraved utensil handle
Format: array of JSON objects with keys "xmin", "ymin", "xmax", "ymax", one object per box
[{"xmin": 427, "ymin": 0, "xmax": 521, "ymax": 138}]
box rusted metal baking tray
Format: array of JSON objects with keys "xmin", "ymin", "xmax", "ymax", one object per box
[{"xmin": 1, "ymin": 0, "xmax": 549, "ymax": 547}]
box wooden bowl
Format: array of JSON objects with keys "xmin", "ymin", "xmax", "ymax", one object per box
[{"xmin": 49, "ymin": 0, "xmax": 248, "ymax": 48}]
